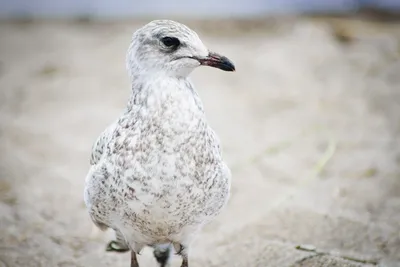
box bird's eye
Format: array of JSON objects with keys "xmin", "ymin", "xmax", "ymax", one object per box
[{"xmin": 161, "ymin": 37, "xmax": 180, "ymax": 48}]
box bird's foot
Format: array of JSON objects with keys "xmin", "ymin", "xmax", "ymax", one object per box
[
  {"xmin": 172, "ymin": 243, "xmax": 189, "ymax": 267},
  {"xmin": 106, "ymin": 240, "xmax": 130, "ymax": 253}
]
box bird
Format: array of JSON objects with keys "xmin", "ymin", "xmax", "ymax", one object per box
[{"xmin": 83, "ymin": 19, "xmax": 235, "ymax": 267}]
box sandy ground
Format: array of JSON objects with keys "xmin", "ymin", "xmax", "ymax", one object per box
[{"xmin": 0, "ymin": 17, "xmax": 400, "ymax": 267}]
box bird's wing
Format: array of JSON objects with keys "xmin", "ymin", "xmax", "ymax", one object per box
[{"xmin": 90, "ymin": 125, "xmax": 114, "ymax": 166}]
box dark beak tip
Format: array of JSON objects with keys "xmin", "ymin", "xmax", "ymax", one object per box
[
  {"xmin": 220, "ymin": 58, "xmax": 236, "ymax": 72},
  {"xmin": 225, "ymin": 64, "xmax": 236, "ymax": 72},
  {"xmin": 199, "ymin": 52, "xmax": 236, "ymax": 72}
]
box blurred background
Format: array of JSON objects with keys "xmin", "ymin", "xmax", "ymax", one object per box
[{"xmin": 1, "ymin": 1, "xmax": 400, "ymax": 267}]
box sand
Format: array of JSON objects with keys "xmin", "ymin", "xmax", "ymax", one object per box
[{"xmin": 0, "ymin": 17, "xmax": 400, "ymax": 267}]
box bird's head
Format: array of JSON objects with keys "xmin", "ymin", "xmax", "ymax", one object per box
[{"xmin": 126, "ymin": 20, "xmax": 235, "ymax": 78}]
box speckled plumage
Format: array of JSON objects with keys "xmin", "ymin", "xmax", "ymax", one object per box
[{"xmin": 84, "ymin": 20, "xmax": 234, "ymax": 267}]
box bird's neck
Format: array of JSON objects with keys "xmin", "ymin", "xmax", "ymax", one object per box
[{"xmin": 125, "ymin": 73, "xmax": 204, "ymax": 115}]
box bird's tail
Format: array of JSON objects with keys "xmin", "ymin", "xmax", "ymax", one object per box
[
  {"xmin": 153, "ymin": 243, "xmax": 172, "ymax": 267},
  {"xmin": 105, "ymin": 230, "xmax": 172, "ymax": 266}
]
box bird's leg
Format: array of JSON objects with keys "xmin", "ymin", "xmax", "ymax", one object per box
[
  {"xmin": 181, "ymin": 256, "xmax": 189, "ymax": 267},
  {"xmin": 130, "ymin": 251, "xmax": 139, "ymax": 267},
  {"xmin": 173, "ymin": 243, "xmax": 189, "ymax": 267}
]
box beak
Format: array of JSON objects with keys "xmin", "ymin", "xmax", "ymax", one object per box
[{"xmin": 197, "ymin": 52, "xmax": 235, "ymax": 72}]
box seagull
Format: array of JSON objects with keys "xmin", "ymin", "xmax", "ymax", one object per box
[{"xmin": 84, "ymin": 19, "xmax": 235, "ymax": 267}]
